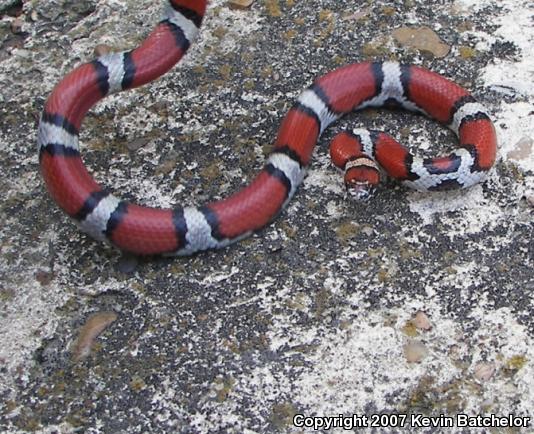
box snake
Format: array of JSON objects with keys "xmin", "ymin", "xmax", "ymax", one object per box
[{"xmin": 37, "ymin": 0, "xmax": 497, "ymax": 256}]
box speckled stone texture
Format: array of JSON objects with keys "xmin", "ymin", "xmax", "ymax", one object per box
[
  {"xmin": 0, "ymin": 0, "xmax": 18, "ymax": 12},
  {"xmin": 0, "ymin": 0, "xmax": 532, "ymax": 433}
]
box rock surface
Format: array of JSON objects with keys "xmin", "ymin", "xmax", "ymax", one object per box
[
  {"xmin": 0, "ymin": 0, "xmax": 532, "ymax": 432},
  {"xmin": 0, "ymin": 0, "xmax": 18, "ymax": 12}
]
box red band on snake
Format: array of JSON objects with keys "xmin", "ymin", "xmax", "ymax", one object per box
[{"xmin": 37, "ymin": 0, "xmax": 497, "ymax": 256}]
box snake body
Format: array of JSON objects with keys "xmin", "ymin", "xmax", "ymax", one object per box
[{"xmin": 37, "ymin": 0, "xmax": 497, "ymax": 255}]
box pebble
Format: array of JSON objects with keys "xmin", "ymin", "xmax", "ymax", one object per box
[
  {"xmin": 392, "ymin": 26, "xmax": 450, "ymax": 58},
  {"xmin": 35, "ymin": 269, "xmax": 54, "ymax": 286},
  {"xmin": 473, "ymin": 362, "xmax": 496, "ymax": 382},
  {"xmin": 227, "ymin": 0, "xmax": 254, "ymax": 9},
  {"xmin": 413, "ymin": 311, "xmax": 432, "ymax": 331},
  {"xmin": 342, "ymin": 9, "xmax": 370, "ymax": 21},
  {"xmin": 13, "ymin": 48, "xmax": 31, "ymax": 59},
  {"xmin": 507, "ymin": 136, "xmax": 533, "ymax": 161},
  {"xmin": 404, "ymin": 341, "xmax": 428, "ymax": 363},
  {"xmin": 94, "ymin": 44, "xmax": 112, "ymax": 57},
  {"xmin": 127, "ymin": 136, "xmax": 150, "ymax": 152},
  {"xmin": 360, "ymin": 225, "xmax": 374, "ymax": 236},
  {"xmin": 10, "ymin": 17, "xmax": 23, "ymax": 34},
  {"xmin": 72, "ymin": 312, "xmax": 118, "ymax": 362}
]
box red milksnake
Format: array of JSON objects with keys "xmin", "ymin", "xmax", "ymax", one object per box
[{"xmin": 37, "ymin": 0, "xmax": 497, "ymax": 255}]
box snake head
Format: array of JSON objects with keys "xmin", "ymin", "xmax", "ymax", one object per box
[{"xmin": 343, "ymin": 157, "xmax": 380, "ymax": 201}]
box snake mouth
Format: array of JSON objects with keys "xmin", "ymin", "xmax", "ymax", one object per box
[{"xmin": 346, "ymin": 181, "xmax": 376, "ymax": 202}]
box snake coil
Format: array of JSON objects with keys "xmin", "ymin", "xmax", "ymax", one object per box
[{"xmin": 38, "ymin": 0, "xmax": 497, "ymax": 255}]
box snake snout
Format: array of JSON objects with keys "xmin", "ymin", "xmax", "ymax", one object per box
[{"xmin": 346, "ymin": 181, "xmax": 376, "ymax": 202}]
